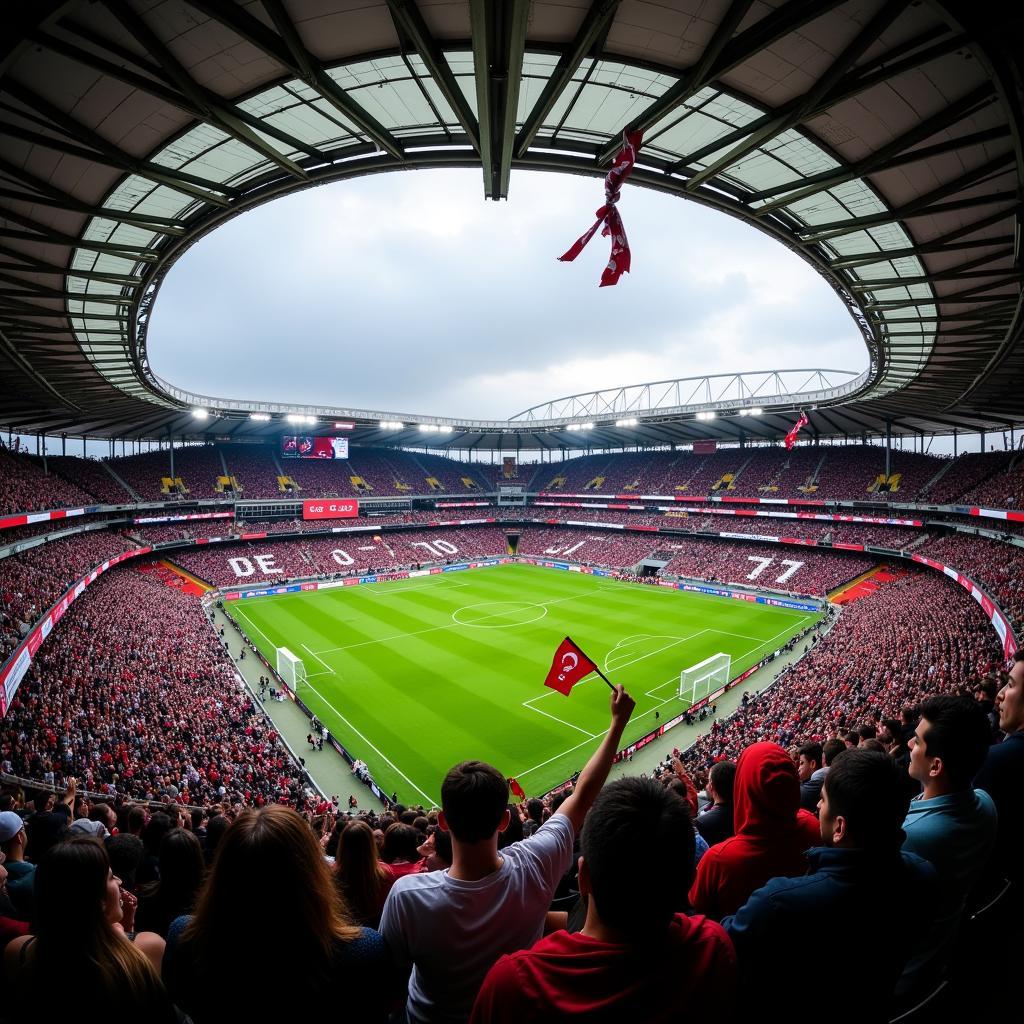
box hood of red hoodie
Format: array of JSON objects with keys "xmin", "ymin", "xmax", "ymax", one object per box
[{"xmin": 732, "ymin": 741, "xmax": 804, "ymax": 837}]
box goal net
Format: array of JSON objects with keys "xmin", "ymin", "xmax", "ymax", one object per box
[
  {"xmin": 276, "ymin": 647, "xmax": 307, "ymax": 690},
  {"xmin": 678, "ymin": 652, "xmax": 731, "ymax": 706}
]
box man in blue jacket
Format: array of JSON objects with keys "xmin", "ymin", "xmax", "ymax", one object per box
[{"xmin": 722, "ymin": 749, "xmax": 936, "ymax": 1023}]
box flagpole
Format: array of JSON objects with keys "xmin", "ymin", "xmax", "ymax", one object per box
[{"xmin": 566, "ymin": 635, "xmax": 617, "ymax": 691}]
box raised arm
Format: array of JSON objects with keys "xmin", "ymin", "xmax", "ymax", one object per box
[{"xmin": 554, "ymin": 684, "xmax": 635, "ymax": 834}]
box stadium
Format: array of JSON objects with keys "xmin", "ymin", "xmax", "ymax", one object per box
[{"xmin": 0, "ymin": 1, "xmax": 1021, "ymax": 1020}]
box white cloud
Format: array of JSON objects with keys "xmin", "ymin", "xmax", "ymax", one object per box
[{"xmin": 148, "ymin": 168, "xmax": 866, "ymax": 417}]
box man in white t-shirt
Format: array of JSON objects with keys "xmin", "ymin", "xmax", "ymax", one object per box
[{"xmin": 380, "ymin": 684, "xmax": 636, "ymax": 1024}]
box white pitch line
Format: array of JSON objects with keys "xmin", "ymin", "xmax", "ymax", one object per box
[
  {"xmin": 516, "ymin": 732, "xmax": 601, "ymax": 781},
  {"xmin": 520, "ymin": 701, "xmax": 597, "ymax": 739},
  {"xmin": 300, "ymin": 677, "xmax": 438, "ymax": 807},
  {"xmin": 231, "ymin": 607, "xmax": 275, "ymax": 649},
  {"xmin": 301, "ymin": 643, "xmax": 333, "ymax": 673},
  {"xmin": 603, "ymin": 629, "xmax": 710, "ymax": 674}
]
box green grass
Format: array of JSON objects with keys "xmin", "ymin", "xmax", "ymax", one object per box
[{"xmin": 226, "ymin": 563, "xmax": 820, "ymax": 803}]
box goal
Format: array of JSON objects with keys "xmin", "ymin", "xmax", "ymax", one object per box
[
  {"xmin": 678, "ymin": 652, "xmax": 731, "ymax": 706},
  {"xmin": 276, "ymin": 647, "xmax": 307, "ymax": 690}
]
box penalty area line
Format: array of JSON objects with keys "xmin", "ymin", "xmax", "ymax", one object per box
[{"xmin": 520, "ymin": 700, "xmax": 598, "ymax": 739}]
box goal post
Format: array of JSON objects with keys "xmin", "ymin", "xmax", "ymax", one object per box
[
  {"xmin": 276, "ymin": 646, "xmax": 307, "ymax": 690},
  {"xmin": 678, "ymin": 652, "xmax": 731, "ymax": 706}
]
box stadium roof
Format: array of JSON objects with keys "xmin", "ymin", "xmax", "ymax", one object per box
[{"xmin": 0, "ymin": 0, "xmax": 1021, "ymax": 450}]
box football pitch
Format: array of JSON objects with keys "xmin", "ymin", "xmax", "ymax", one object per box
[{"xmin": 226, "ymin": 563, "xmax": 821, "ymax": 802}]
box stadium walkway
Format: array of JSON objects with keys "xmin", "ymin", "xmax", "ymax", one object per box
[{"xmin": 209, "ymin": 605, "xmax": 366, "ymax": 808}]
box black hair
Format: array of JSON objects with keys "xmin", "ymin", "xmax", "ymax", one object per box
[
  {"xmin": 798, "ymin": 742, "xmax": 823, "ymax": 768},
  {"xmin": 708, "ymin": 761, "xmax": 736, "ymax": 803},
  {"xmin": 917, "ymin": 695, "xmax": 992, "ymax": 788},
  {"xmin": 580, "ymin": 778, "xmax": 695, "ymax": 934},
  {"xmin": 823, "ymin": 749, "xmax": 909, "ymax": 849},
  {"xmin": 822, "ymin": 738, "xmax": 846, "ymax": 766},
  {"xmin": 440, "ymin": 761, "xmax": 509, "ymax": 843}
]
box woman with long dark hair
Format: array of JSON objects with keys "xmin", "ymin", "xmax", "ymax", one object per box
[
  {"xmin": 335, "ymin": 819, "xmax": 394, "ymax": 928},
  {"xmin": 135, "ymin": 827, "xmax": 205, "ymax": 938},
  {"xmin": 3, "ymin": 837, "xmax": 175, "ymax": 1022},
  {"xmin": 163, "ymin": 805, "xmax": 392, "ymax": 1021}
]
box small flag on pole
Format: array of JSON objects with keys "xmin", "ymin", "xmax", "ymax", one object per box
[
  {"xmin": 508, "ymin": 777, "xmax": 526, "ymax": 801},
  {"xmin": 784, "ymin": 411, "xmax": 809, "ymax": 450},
  {"xmin": 543, "ymin": 636, "xmax": 615, "ymax": 695}
]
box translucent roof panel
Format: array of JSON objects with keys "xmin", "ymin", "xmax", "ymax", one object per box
[{"xmin": 61, "ymin": 50, "xmax": 951, "ymax": 410}]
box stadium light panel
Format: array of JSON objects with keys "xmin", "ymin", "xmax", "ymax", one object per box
[
  {"xmin": 696, "ymin": 411, "xmax": 716, "ymax": 421},
  {"xmin": 192, "ymin": 409, "xmax": 208, "ymax": 419},
  {"xmin": 334, "ymin": 422, "xmax": 355, "ymax": 430},
  {"xmin": 615, "ymin": 418, "xmax": 638, "ymax": 427},
  {"xmin": 249, "ymin": 413, "xmax": 271, "ymax": 421},
  {"xmin": 379, "ymin": 420, "xmax": 404, "ymax": 430}
]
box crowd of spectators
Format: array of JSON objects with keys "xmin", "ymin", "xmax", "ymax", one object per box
[
  {"xmin": 923, "ymin": 451, "xmax": 1015, "ymax": 504},
  {"xmin": 680, "ymin": 570, "xmax": 1002, "ymax": 770},
  {"xmin": 46, "ymin": 457, "xmax": 133, "ymax": 505},
  {"xmin": 660, "ymin": 539, "xmax": 874, "ymax": 595},
  {"xmin": 0, "ymin": 445, "xmax": 96, "ymax": 516},
  {"xmin": 922, "ymin": 532, "xmax": 1024, "ymax": 630},
  {"xmin": 1, "ymin": 531, "xmax": 137, "ymax": 659},
  {"xmin": 0, "ymin": 569, "xmax": 304, "ymax": 807},
  {"xmin": 960, "ymin": 455, "xmax": 1024, "ymax": 509}
]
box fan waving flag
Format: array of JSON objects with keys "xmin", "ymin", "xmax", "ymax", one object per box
[
  {"xmin": 784, "ymin": 411, "xmax": 809, "ymax": 450},
  {"xmin": 508, "ymin": 778, "xmax": 526, "ymax": 801},
  {"xmin": 543, "ymin": 636, "xmax": 599, "ymax": 696},
  {"xmin": 559, "ymin": 130, "xmax": 643, "ymax": 287}
]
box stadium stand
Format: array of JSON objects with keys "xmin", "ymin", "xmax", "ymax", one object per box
[
  {"xmin": 219, "ymin": 444, "xmax": 285, "ymax": 498},
  {"xmin": 660, "ymin": 539, "xmax": 874, "ymax": 595},
  {"xmin": 47, "ymin": 457, "xmax": 134, "ymax": 505},
  {"xmin": 0, "ymin": 569, "xmax": 303, "ymax": 806},
  {"xmin": 1, "ymin": 532, "xmax": 136, "ymax": 658},
  {"xmin": 923, "ymin": 452, "xmax": 1016, "ymax": 505},
  {"xmin": 0, "ymin": 445, "xmax": 96, "ymax": 515}
]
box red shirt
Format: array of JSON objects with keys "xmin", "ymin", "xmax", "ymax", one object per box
[{"xmin": 470, "ymin": 914, "xmax": 735, "ymax": 1023}]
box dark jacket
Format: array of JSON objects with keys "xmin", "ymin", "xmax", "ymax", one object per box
[
  {"xmin": 974, "ymin": 730, "xmax": 1024, "ymax": 881},
  {"xmin": 723, "ymin": 846, "xmax": 937, "ymax": 1022},
  {"xmin": 695, "ymin": 802, "xmax": 733, "ymax": 847}
]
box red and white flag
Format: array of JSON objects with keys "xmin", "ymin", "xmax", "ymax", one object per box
[
  {"xmin": 543, "ymin": 636, "xmax": 598, "ymax": 696},
  {"xmin": 559, "ymin": 130, "xmax": 643, "ymax": 287},
  {"xmin": 784, "ymin": 411, "xmax": 809, "ymax": 450}
]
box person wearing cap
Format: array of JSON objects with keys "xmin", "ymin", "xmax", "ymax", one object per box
[{"xmin": 0, "ymin": 811, "xmax": 34, "ymax": 919}]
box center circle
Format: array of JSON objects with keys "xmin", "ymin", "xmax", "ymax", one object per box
[{"xmin": 452, "ymin": 601, "xmax": 547, "ymax": 628}]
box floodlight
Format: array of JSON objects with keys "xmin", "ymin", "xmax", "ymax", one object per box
[
  {"xmin": 615, "ymin": 417, "xmax": 638, "ymax": 427},
  {"xmin": 192, "ymin": 409, "xmax": 209, "ymax": 419},
  {"xmin": 696, "ymin": 411, "xmax": 716, "ymax": 421},
  {"xmin": 749, "ymin": 407, "xmax": 763, "ymax": 416},
  {"xmin": 334, "ymin": 422, "xmax": 354, "ymax": 430},
  {"xmin": 249, "ymin": 413, "xmax": 271, "ymax": 421}
]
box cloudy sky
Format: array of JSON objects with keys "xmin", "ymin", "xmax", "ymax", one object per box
[{"xmin": 148, "ymin": 168, "xmax": 865, "ymax": 420}]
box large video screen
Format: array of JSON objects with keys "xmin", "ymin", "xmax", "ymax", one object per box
[{"xmin": 281, "ymin": 436, "xmax": 349, "ymax": 460}]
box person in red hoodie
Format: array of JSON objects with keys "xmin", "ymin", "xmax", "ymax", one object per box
[
  {"xmin": 689, "ymin": 741, "xmax": 820, "ymax": 919},
  {"xmin": 470, "ymin": 777, "xmax": 736, "ymax": 1023}
]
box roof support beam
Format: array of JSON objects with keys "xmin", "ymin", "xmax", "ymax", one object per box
[
  {"xmin": 515, "ymin": 0, "xmax": 620, "ymax": 160},
  {"xmin": 37, "ymin": 25, "xmax": 326, "ymax": 163},
  {"xmin": 829, "ymin": 234, "xmax": 1016, "ymax": 270},
  {"xmin": 100, "ymin": 1, "xmax": 309, "ymax": 182},
  {"xmin": 178, "ymin": 0, "xmax": 403, "ymax": 161},
  {"xmin": 684, "ymin": 0, "xmax": 907, "ymax": 192},
  {"xmin": 797, "ymin": 155, "xmax": 1016, "ymax": 243},
  {"xmin": 470, "ymin": 0, "xmax": 529, "ymax": 198},
  {"xmin": 0, "ymin": 82, "xmax": 237, "ymax": 207},
  {"xmin": 753, "ymin": 88, "xmax": 1001, "ymax": 213},
  {"xmin": 849, "ymin": 256, "xmax": 1017, "ymax": 290},
  {"xmin": 668, "ymin": 30, "xmax": 968, "ymax": 174},
  {"xmin": 596, "ymin": 0, "xmax": 845, "ymax": 164},
  {"xmin": 385, "ymin": 0, "xmax": 480, "ymax": 153},
  {"xmin": 0, "ymin": 204, "xmax": 162, "ymax": 262}
]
